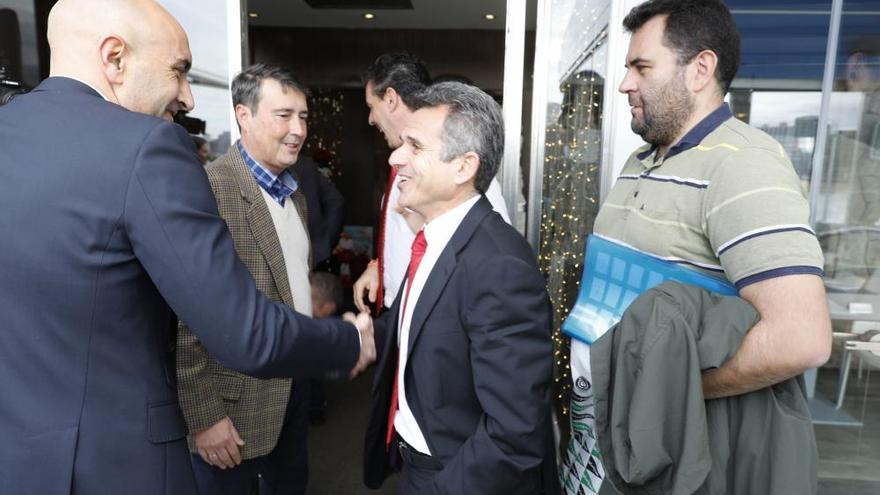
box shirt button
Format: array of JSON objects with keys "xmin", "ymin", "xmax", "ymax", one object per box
[
  {"xmin": 633, "ymin": 191, "xmax": 639, "ymax": 198},
  {"xmin": 640, "ymin": 204, "xmax": 645, "ymax": 210}
]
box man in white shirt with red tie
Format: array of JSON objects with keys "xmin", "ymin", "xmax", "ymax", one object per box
[
  {"xmin": 354, "ymin": 52, "xmax": 510, "ymax": 315},
  {"xmin": 362, "ymin": 81, "xmax": 558, "ymax": 495}
]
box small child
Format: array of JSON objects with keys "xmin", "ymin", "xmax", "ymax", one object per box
[{"xmin": 309, "ymin": 271, "xmax": 343, "ymax": 425}]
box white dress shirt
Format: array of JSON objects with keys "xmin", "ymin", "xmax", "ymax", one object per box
[
  {"xmin": 392, "ymin": 194, "xmax": 482, "ymax": 455},
  {"xmin": 382, "ymin": 177, "xmax": 510, "ymax": 307}
]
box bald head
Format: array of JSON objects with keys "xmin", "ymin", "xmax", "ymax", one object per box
[{"xmin": 48, "ymin": 0, "xmax": 194, "ymax": 120}]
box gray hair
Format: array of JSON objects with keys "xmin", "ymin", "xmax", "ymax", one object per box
[
  {"xmin": 231, "ymin": 64, "xmax": 309, "ymax": 116},
  {"xmin": 411, "ymin": 82, "xmax": 503, "ymax": 194}
]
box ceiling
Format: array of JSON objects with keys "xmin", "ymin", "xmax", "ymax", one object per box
[{"xmin": 246, "ymin": 0, "xmax": 536, "ymax": 30}]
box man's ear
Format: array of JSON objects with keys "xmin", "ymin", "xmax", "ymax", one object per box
[
  {"xmin": 454, "ymin": 151, "xmax": 480, "ymax": 187},
  {"xmin": 384, "ymin": 87, "xmax": 400, "ymax": 112},
  {"xmin": 690, "ymin": 49, "xmax": 719, "ymax": 94},
  {"xmin": 234, "ymin": 104, "xmax": 250, "ymax": 131},
  {"xmin": 99, "ymin": 35, "xmax": 127, "ymax": 84}
]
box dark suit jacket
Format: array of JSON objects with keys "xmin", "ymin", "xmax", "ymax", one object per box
[
  {"xmin": 295, "ymin": 156, "xmax": 344, "ymax": 267},
  {"xmin": 0, "ymin": 77, "xmax": 359, "ymax": 495},
  {"xmin": 177, "ymin": 146, "xmax": 311, "ymax": 459},
  {"xmin": 363, "ymin": 196, "xmax": 559, "ymax": 494}
]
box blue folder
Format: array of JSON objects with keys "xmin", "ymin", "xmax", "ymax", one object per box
[{"xmin": 562, "ymin": 235, "xmax": 738, "ymax": 344}]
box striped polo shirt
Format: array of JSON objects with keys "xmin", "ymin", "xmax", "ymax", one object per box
[{"xmin": 594, "ymin": 103, "xmax": 823, "ymax": 290}]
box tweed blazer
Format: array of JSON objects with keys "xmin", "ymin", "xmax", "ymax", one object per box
[{"xmin": 176, "ymin": 146, "xmax": 309, "ymax": 459}]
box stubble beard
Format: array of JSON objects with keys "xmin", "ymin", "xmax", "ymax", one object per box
[{"xmin": 631, "ymin": 69, "xmax": 695, "ymax": 147}]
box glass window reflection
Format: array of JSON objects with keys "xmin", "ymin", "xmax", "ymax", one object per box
[{"xmin": 158, "ymin": 0, "xmax": 233, "ymax": 158}]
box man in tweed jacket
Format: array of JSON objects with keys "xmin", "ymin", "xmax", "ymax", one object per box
[{"xmin": 177, "ymin": 65, "xmax": 317, "ymax": 495}]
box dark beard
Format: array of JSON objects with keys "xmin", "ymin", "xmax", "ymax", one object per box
[{"xmin": 631, "ymin": 70, "xmax": 694, "ymax": 146}]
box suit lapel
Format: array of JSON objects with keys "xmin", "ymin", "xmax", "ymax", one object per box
[
  {"xmin": 406, "ymin": 197, "xmax": 494, "ymax": 362},
  {"xmin": 228, "ymin": 148, "xmax": 296, "ymax": 308}
]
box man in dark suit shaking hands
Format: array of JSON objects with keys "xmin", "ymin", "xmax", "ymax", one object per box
[
  {"xmin": 0, "ymin": 1, "xmax": 374, "ymax": 494},
  {"xmin": 363, "ymin": 81, "xmax": 558, "ymax": 494}
]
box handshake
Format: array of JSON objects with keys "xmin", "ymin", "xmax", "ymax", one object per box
[{"xmin": 343, "ymin": 311, "xmax": 377, "ymax": 379}]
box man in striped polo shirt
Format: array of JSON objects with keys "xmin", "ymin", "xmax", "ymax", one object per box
[{"xmin": 563, "ymin": 1, "xmax": 832, "ymax": 493}]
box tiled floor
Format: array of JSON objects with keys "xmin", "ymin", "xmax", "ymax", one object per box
[
  {"xmin": 814, "ymin": 348, "xmax": 880, "ymax": 495},
  {"xmin": 306, "ymin": 369, "xmax": 399, "ymax": 495},
  {"xmin": 306, "ymin": 347, "xmax": 880, "ymax": 495}
]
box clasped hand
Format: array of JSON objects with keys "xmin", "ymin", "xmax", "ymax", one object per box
[{"xmin": 344, "ymin": 311, "xmax": 376, "ymax": 378}]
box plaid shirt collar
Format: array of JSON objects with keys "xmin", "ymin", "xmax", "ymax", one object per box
[{"xmin": 237, "ymin": 140, "xmax": 298, "ymax": 205}]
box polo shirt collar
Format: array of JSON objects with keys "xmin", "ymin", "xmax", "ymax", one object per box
[{"xmin": 636, "ymin": 103, "xmax": 734, "ymax": 162}]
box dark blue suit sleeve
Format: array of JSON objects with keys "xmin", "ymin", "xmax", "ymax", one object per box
[
  {"xmin": 428, "ymin": 254, "xmax": 555, "ymax": 494},
  {"xmin": 123, "ymin": 122, "xmax": 359, "ymax": 378}
]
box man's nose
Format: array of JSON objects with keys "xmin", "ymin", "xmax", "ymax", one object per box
[
  {"xmin": 290, "ymin": 117, "xmax": 306, "ymax": 137},
  {"xmin": 619, "ymin": 70, "xmax": 636, "ymax": 94},
  {"xmin": 388, "ymin": 146, "xmax": 406, "ymax": 168},
  {"xmin": 179, "ymin": 79, "xmax": 195, "ymax": 112}
]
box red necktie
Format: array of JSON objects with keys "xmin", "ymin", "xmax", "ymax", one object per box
[
  {"xmin": 385, "ymin": 230, "xmax": 428, "ymax": 449},
  {"xmin": 375, "ymin": 167, "xmax": 398, "ymax": 316}
]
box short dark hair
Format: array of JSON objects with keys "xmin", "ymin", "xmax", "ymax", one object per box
[
  {"xmin": 231, "ymin": 64, "xmax": 309, "ymax": 115},
  {"xmin": 364, "ymin": 52, "xmax": 431, "ymax": 108},
  {"xmin": 623, "ymin": 0, "xmax": 740, "ymax": 95},
  {"xmin": 310, "ymin": 271, "xmax": 342, "ymax": 311},
  {"xmin": 412, "ymin": 82, "xmax": 503, "ymax": 194}
]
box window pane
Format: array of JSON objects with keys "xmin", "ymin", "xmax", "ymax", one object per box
[
  {"xmin": 728, "ymin": 6, "xmax": 831, "ymax": 192},
  {"xmin": 809, "ymin": 2, "xmax": 880, "ymax": 493},
  {"xmin": 816, "ymin": 8, "xmax": 880, "ymax": 299},
  {"xmin": 158, "ymin": 0, "xmax": 233, "ymax": 158},
  {"xmin": 536, "ymin": 0, "xmax": 608, "ymax": 358}
]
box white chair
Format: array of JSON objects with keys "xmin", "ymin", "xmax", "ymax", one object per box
[{"xmin": 834, "ymin": 327, "xmax": 880, "ymax": 409}]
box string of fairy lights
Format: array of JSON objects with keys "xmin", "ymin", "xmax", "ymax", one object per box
[
  {"xmin": 537, "ymin": 33, "xmax": 606, "ymax": 418},
  {"xmin": 302, "ymin": 89, "xmax": 345, "ymax": 178}
]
